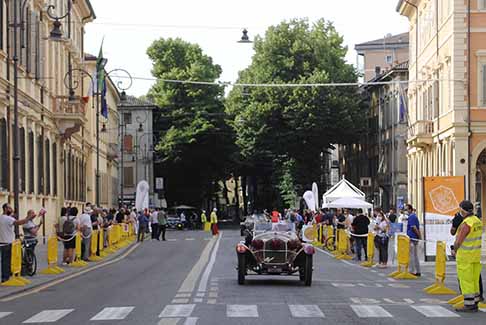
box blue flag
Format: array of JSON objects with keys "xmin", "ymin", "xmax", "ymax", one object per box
[{"xmin": 101, "ymin": 78, "xmax": 108, "ymax": 118}]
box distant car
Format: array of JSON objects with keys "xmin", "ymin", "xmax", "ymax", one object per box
[
  {"xmin": 167, "ymin": 215, "xmax": 184, "ymax": 230},
  {"xmin": 235, "ymin": 219, "xmax": 315, "ymax": 286}
]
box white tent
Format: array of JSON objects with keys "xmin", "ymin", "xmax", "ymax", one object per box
[
  {"xmin": 324, "ymin": 197, "xmax": 373, "ymax": 210},
  {"xmin": 322, "ymin": 176, "xmax": 366, "ymax": 207}
]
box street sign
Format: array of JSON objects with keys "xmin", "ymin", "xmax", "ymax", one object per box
[{"xmin": 156, "ymin": 177, "xmax": 164, "ymax": 190}]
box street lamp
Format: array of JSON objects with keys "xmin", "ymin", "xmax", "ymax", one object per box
[
  {"xmin": 46, "ymin": 0, "xmax": 73, "ymax": 42},
  {"xmin": 238, "ymin": 29, "xmax": 252, "ymax": 43}
]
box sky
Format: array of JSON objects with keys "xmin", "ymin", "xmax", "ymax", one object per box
[{"xmin": 84, "ymin": 0, "xmax": 409, "ymax": 97}]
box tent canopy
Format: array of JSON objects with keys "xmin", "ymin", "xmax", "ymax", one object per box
[
  {"xmin": 322, "ymin": 177, "xmax": 365, "ymax": 205},
  {"xmin": 323, "ymin": 197, "xmax": 373, "ymax": 210},
  {"xmin": 170, "ymin": 205, "xmax": 197, "ymax": 210}
]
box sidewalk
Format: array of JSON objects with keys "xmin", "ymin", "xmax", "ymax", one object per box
[{"xmin": 0, "ymin": 237, "xmax": 138, "ymax": 300}]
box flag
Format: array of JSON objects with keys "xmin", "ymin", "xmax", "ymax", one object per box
[
  {"xmin": 101, "ymin": 78, "xmax": 108, "ymax": 118},
  {"xmin": 96, "ymin": 39, "xmax": 106, "ymax": 93}
]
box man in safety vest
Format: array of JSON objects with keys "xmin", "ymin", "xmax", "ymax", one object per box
[
  {"xmin": 210, "ymin": 208, "xmax": 219, "ymax": 236},
  {"xmin": 200, "ymin": 210, "xmax": 207, "ymax": 230},
  {"xmin": 452, "ymin": 200, "xmax": 483, "ymax": 312}
]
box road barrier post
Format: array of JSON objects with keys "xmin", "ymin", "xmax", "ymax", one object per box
[
  {"xmin": 1, "ymin": 240, "xmax": 31, "ymax": 286},
  {"xmin": 423, "ymin": 241, "xmax": 456, "ymax": 295},
  {"xmin": 361, "ymin": 232, "xmax": 376, "ymax": 267},
  {"xmin": 99, "ymin": 227, "xmax": 109, "ymax": 257},
  {"xmin": 336, "ymin": 229, "xmax": 352, "ymax": 260},
  {"xmin": 89, "ymin": 230, "xmax": 102, "ymax": 261},
  {"xmin": 388, "ymin": 235, "xmax": 417, "ymax": 279},
  {"xmin": 70, "ymin": 233, "xmax": 88, "ymax": 267},
  {"xmin": 104, "ymin": 227, "xmax": 116, "ymax": 254},
  {"xmin": 40, "ymin": 236, "xmax": 65, "ymax": 275},
  {"xmin": 325, "ymin": 226, "xmax": 336, "ymax": 252}
]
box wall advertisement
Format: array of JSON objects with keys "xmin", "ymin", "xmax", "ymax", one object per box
[{"xmin": 423, "ymin": 176, "xmax": 465, "ymax": 257}]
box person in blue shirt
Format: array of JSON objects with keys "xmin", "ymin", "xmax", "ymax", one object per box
[{"xmin": 406, "ymin": 204, "xmax": 421, "ymax": 276}]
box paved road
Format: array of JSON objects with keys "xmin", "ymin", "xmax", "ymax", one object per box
[{"xmin": 0, "ymin": 229, "xmax": 484, "ymax": 324}]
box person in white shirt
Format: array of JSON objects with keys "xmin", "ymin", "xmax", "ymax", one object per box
[
  {"xmin": 1, "ymin": 203, "xmax": 35, "ymax": 282},
  {"xmin": 150, "ymin": 209, "xmax": 160, "ymax": 240},
  {"xmin": 78, "ymin": 204, "xmax": 93, "ymax": 261}
]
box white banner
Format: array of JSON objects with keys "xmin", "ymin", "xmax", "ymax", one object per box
[{"xmin": 424, "ymin": 212, "xmax": 455, "ymax": 256}]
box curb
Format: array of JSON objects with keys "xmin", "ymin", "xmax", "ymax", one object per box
[{"xmin": 0, "ymin": 241, "xmax": 140, "ymax": 302}]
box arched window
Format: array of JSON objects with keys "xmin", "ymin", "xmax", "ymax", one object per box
[
  {"xmin": 28, "ymin": 131, "xmax": 34, "ymax": 193},
  {"xmin": 0, "ymin": 119, "xmax": 7, "ymax": 190},
  {"xmin": 19, "ymin": 127, "xmax": 25, "ymax": 192}
]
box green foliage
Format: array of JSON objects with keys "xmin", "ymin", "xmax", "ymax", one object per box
[
  {"xmin": 226, "ymin": 18, "xmax": 366, "ymax": 204},
  {"xmin": 275, "ymin": 159, "xmax": 298, "ymax": 208}
]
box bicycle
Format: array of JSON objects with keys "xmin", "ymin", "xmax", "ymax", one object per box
[{"xmin": 21, "ymin": 238, "xmax": 38, "ymax": 276}]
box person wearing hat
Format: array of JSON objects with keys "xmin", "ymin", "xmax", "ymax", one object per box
[
  {"xmin": 200, "ymin": 210, "xmax": 207, "ymax": 231},
  {"xmin": 452, "ymin": 200, "xmax": 483, "ymax": 312},
  {"xmin": 210, "ymin": 208, "xmax": 219, "ymax": 236}
]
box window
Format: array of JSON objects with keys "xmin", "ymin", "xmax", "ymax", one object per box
[
  {"xmin": 123, "ymin": 113, "xmax": 132, "ymax": 125},
  {"xmin": 124, "ymin": 134, "xmax": 133, "ymax": 153},
  {"xmin": 386, "ymin": 55, "xmax": 393, "ymax": 65},
  {"xmin": 37, "ymin": 135, "xmax": 43, "ymax": 194},
  {"xmin": 45, "ymin": 139, "xmax": 50, "ymax": 195},
  {"xmin": 123, "ymin": 166, "xmax": 134, "ymax": 187},
  {"xmin": 479, "ymin": 0, "xmax": 486, "ymax": 10},
  {"xmin": 0, "ymin": 119, "xmax": 7, "ymax": 190},
  {"xmin": 20, "ymin": 127, "xmax": 25, "ymax": 192},
  {"xmin": 52, "ymin": 142, "xmax": 57, "ymax": 195},
  {"xmin": 28, "ymin": 132, "xmax": 34, "ymax": 193},
  {"xmin": 480, "ymin": 63, "xmax": 486, "ymax": 107}
]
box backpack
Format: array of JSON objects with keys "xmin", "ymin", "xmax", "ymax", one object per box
[{"xmin": 63, "ymin": 216, "xmax": 76, "ymax": 236}]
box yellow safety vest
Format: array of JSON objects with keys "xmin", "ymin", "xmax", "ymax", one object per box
[
  {"xmin": 201, "ymin": 213, "xmax": 207, "ymax": 224},
  {"xmin": 457, "ymin": 215, "xmax": 483, "ymax": 263},
  {"xmin": 210, "ymin": 212, "xmax": 218, "ymax": 224}
]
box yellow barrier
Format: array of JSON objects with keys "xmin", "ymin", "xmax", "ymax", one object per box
[
  {"xmin": 335, "ymin": 229, "xmax": 352, "ymax": 260},
  {"xmin": 361, "ymin": 232, "xmax": 376, "ymax": 267},
  {"xmin": 1, "ymin": 240, "xmax": 31, "ymax": 286},
  {"xmin": 40, "ymin": 236, "xmax": 65, "ymax": 275},
  {"xmin": 423, "ymin": 241, "xmax": 456, "ymax": 295},
  {"xmin": 99, "ymin": 227, "xmax": 109, "ymax": 257},
  {"xmin": 104, "ymin": 227, "xmax": 116, "ymax": 254},
  {"xmin": 71, "ymin": 233, "xmax": 88, "ymax": 267},
  {"xmin": 388, "ymin": 235, "xmax": 417, "ymax": 279},
  {"xmin": 325, "ymin": 226, "xmax": 335, "ymax": 252},
  {"xmin": 89, "ymin": 230, "xmax": 103, "ymax": 261}
]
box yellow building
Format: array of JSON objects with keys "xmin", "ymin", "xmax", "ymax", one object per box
[
  {"xmin": 0, "ymin": 1, "xmax": 120, "ymax": 237},
  {"xmin": 398, "ymin": 0, "xmax": 486, "ymax": 216}
]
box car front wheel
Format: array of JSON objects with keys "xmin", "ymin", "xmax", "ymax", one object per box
[
  {"xmin": 303, "ymin": 254, "xmax": 313, "ymax": 286},
  {"xmin": 237, "ymin": 253, "xmax": 246, "ymax": 285}
]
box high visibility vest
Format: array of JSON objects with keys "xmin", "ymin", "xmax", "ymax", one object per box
[
  {"xmin": 457, "ymin": 215, "xmax": 483, "ymax": 263},
  {"xmin": 201, "ymin": 213, "xmax": 207, "ymax": 223},
  {"xmin": 210, "ymin": 212, "xmax": 218, "ymax": 224}
]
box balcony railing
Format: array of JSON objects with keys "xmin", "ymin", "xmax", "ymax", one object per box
[
  {"xmin": 52, "ymin": 96, "xmax": 87, "ymax": 140},
  {"xmin": 107, "ymin": 143, "xmax": 119, "ymax": 160},
  {"xmin": 408, "ymin": 120, "xmax": 434, "ymax": 147},
  {"xmin": 52, "ymin": 96, "xmax": 87, "ymax": 115}
]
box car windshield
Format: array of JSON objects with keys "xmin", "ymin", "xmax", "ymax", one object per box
[{"xmin": 253, "ymin": 219, "xmax": 294, "ymax": 233}]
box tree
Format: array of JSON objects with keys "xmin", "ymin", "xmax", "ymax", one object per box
[
  {"xmin": 226, "ymin": 18, "xmax": 366, "ymax": 208},
  {"xmin": 148, "ymin": 38, "xmax": 237, "ymax": 207}
]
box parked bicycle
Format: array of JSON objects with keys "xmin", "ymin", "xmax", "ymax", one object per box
[{"xmin": 21, "ymin": 238, "xmax": 38, "ymax": 276}]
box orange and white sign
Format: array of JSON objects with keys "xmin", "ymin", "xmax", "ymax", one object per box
[{"xmin": 423, "ymin": 176, "xmax": 465, "ymax": 257}]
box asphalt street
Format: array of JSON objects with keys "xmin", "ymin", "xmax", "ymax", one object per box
[{"xmin": 0, "ymin": 229, "xmax": 484, "ymax": 324}]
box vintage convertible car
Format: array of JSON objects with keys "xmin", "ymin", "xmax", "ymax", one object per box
[
  {"xmin": 236, "ymin": 220, "xmax": 315, "ymax": 286},
  {"xmin": 240, "ymin": 214, "xmax": 268, "ymax": 236}
]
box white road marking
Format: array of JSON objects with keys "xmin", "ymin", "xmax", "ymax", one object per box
[
  {"xmin": 358, "ymin": 283, "xmax": 384, "ymax": 288},
  {"xmin": 185, "ymin": 238, "xmax": 195, "ymax": 241},
  {"xmin": 370, "ymin": 270, "xmax": 378, "ymax": 273},
  {"xmin": 193, "ymin": 298, "xmax": 203, "ymax": 303},
  {"xmin": 289, "ymin": 305, "xmax": 325, "ymax": 318},
  {"xmin": 90, "ymin": 307, "xmax": 134, "ymax": 320},
  {"xmin": 196, "ymin": 293, "xmax": 205, "ymax": 297},
  {"xmin": 158, "ymin": 318, "xmax": 181, "ymax": 325},
  {"xmin": 227, "ymin": 305, "xmax": 259, "ymax": 317},
  {"xmin": 23, "ymin": 309, "xmax": 74, "ymax": 323},
  {"xmin": 175, "ymin": 293, "xmax": 191, "ymax": 298},
  {"xmin": 0, "ymin": 312, "xmax": 12, "ymax": 319},
  {"xmin": 177, "ymin": 238, "xmax": 216, "ymax": 293},
  {"xmin": 351, "ymin": 305, "xmax": 392, "ymax": 318},
  {"xmin": 172, "ymin": 299, "xmax": 190, "ymax": 304},
  {"xmin": 383, "ymin": 298, "xmax": 412, "ymax": 304},
  {"xmin": 159, "ymin": 305, "xmax": 196, "ymax": 318},
  {"xmin": 209, "ymin": 287, "xmax": 218, "ymax": 291},
  {"xmin": 350, "ymin": 298, "xmax": 380, "ymax": 304},
  {"xmin": 203, "ymin": 238, "xmax": 211, "ymax": 241},
  {"xmin": 332, "ymin": 283, "xmax": 356, "ymax": 287},
  {"xmin": 412, "ymin": 305, "xmax": 460, "ymax": 318},
  {"xmin": 167, "ymin": 239, "xmax": 177, "ymax": 242},
  {"xmin": 208, "ymin": 292, "xmax": 218, "ymax": 298},
  {"xmin": 197, "ymin": 232, "xmax": 222, "ymax": 293},
  {"xmin": 388, "ymin": 283, "xmax": 410, "ymax": 288},
  {"xmin": 207, "ymin": 299, "xmax": 217, "ymax": 304},
  {"xmin": 184, "ymin": 317, "xmax": 198, "ymax": 325}
]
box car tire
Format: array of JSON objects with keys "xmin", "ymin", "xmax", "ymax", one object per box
[
  {"xmin": 303, "ymin": 254, "xmax": 312, "ymax": 286},
  {"xmin": 299, "ymin": 268, "xmax": 305, "ymax": 281},
  {"xmin": 237, "ymin": 253, "xmax": 246, "ymax": 285}
]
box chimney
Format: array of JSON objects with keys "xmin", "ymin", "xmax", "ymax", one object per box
[{"xmin": 375, "ymin": 66, "xmax": 381, "ymax": 77}]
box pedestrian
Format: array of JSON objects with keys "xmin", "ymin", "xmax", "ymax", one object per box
[
  {"xmin": 150, "ymin": 208, "xmax": 160, "ymax": 240},
  {"xmin": 130, "ymin": 208, "xmax": 138, "ymax": 234},
  {"xmin": 103, "ymin": 209, "xmax": 114, "ymax": 247},
  {"xmin": 451, "ymin": 208, "xmax": 484, "ymax": 306},
  {"xmin": 452, "ymin": 200, "xmax": 483, "ymax": 312},
  {"xmin": 336, "ymin": 209, "xmax": 346, "ymax": 230},
  {"xmin": 374, "ymin": 210, "xmax": 390, "ymax": 268},
  {"xmin": 157, "ymin": 209, "xmax": 167, "ymax": 241},
  {"xmin": 210, "ymin": 208, "xmax": 219, "ymax": 236},
  {"xmin": 271, "ymin": 209, "xmax": 280, "ymax": 223},
  {"xmin": 0, "ymin": 203, "xmax": 35, "ymax": 282},
  {"xmin": 137, "ymin": 210, "xmax": 149, "ymax": 242},
  {"xmin": 352, "ymin": 210, "xmax": 370, "ymax": 261},
  {"xmin": 91, "ymin": 208, "xmax": 102, "ymax": 256},
  {"xmin": 388, "ymin": 208, "xmax": 398, "ymax": 223},
  {"xmin": 406, "ymin": 204, "xmax": 421, "ymax": 276},
  {"xmin": 59, "ymin": 207, "xmax": 79, "ymax": 264},
  {"xmin": 115, "ymin": 208, "xmax": 125, "ymax": 224},
  {"xmin": 22, "ymin": 209, "xmax": 45, "ymax": 256},
  {"xmin": 79, "ymin": 204, "xmax": 93, "ymax": 261}
]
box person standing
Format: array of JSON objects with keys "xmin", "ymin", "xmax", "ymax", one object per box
[
  {"xmin": 452, "ymin": 200, "xmax": 483, "ymax": 312},
  {"xmin": 150, "ymin": 209, "xmax": 160, "ymax": 240},
  {"xmin": 157, "ymin": 209, "xmax": 167, "ymax": 241},
  {"xmin": 79, "ymin": 204, "xmax": 93, "ymax": 262},
  {"xmin": 59, "ymin": 207, "xmax": 80, "ymax": 265},
  {"xmin": 201, "ymin": 210, "xmax": 207, "ymax": 231},
  {"xmin": 374, "ymin": 211, "xmax": 390, "ymax": 268},
  {"xmin": 137, "ymin": 210, "xmax": 149, "ymax": 242},
  {"xmin": 210, "ymin": 208, "xmax": 219, "ymax": 236},
  {"xmin": 0, "ymin": 203, "xmax": 35, "ymax": 282},
  {"xmin": 406, "ymin": 204, "xmax": 421, "ymax": 276},
  {"xmin": 22, "ymin": 209, "xmax": 45, "ymax": 255},
  {"xmin": 352, "ymin": 210, "xmax": 370, "ymax": 261}
]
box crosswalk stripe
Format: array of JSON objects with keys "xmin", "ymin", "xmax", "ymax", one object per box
[
  {"xmin": 23, "ymin": 309, "xmax": 74, "ymax": 323},
  {"xmin": 90, "ymin": 307, "xmax": 135, "ymax": 320},
  {"xmin": 411, "ymin": 305, "xmax": 460, "ymax": 318},
  {"xmin": 289, "ymin": 305, "xmax": 325, "ymax": 318},
  {"xmin": 158, "ymin": 318, "xmax": 181, "ymax": 325},
  {"xmin": 351, "ymin": 305, "xmax": 392, "ymax": 318},
  {"xmin": 0, "ymin": 312, "xmax": 12, "ymax": 319},
  {"xmin": 227, "ymin": 305, "xmax": 258, "ymax": 317},
  {"xmin": 159, "ymin": 305, "xmax": 196, "ymax": 318},
  {"xmin": 184, "ymin": 317, "xmax": 198, "ymax": 325}
]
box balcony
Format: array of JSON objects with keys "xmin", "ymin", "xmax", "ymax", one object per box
[
  {"xmin": 407, "ymin": 120, "xmax": 434, "ymax": 147},
  {"xmin": 52, "ymin": 96, "xmax": 87, "ymax": 140},
  {"xmin": 107, "ymin": 143, "xmax": 119, "ymax": 161}
]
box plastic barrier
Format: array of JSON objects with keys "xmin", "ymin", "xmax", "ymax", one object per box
[
  {"xmin": 388, "ymin": 234, "xmax": 417, "ymax": 279},
  {"xmin": 40, "ymin": 236, "xmax": 65, "ymax": 275},
  {"xmin": 89, "ymin": 230, "xmax": 102, "ymax": 261},
  {"xmin": 325, "ymin": 226, "xmax": 335, "ymax": 252},
  {"xmin": 104, "ymin": 227, "xmax": 116, "ymax": 254},
  {"xmin": 335, "ymin": 229, "xmax": 352, "ymax": 260},
  {"xmin": 361, "ymin": 232, "xmax": 376, "ymax": 267},
  {"xmin": 423, "ymin": 241, "xmax": 456, "ymax": 295},
  {"xmin": 71, "ymin": 233, "xmax": 88, "ymax": 267},
  {"xmin": 204, "ymin": 222, "xmax": 211, "ymax": 232},
  {"xmin": 99, "ymin": 227, "xmax": 109, "ymax": 257},
  {"xmin": 1, "ymin": 240, "xmax": 31, "ymax": 286}
]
